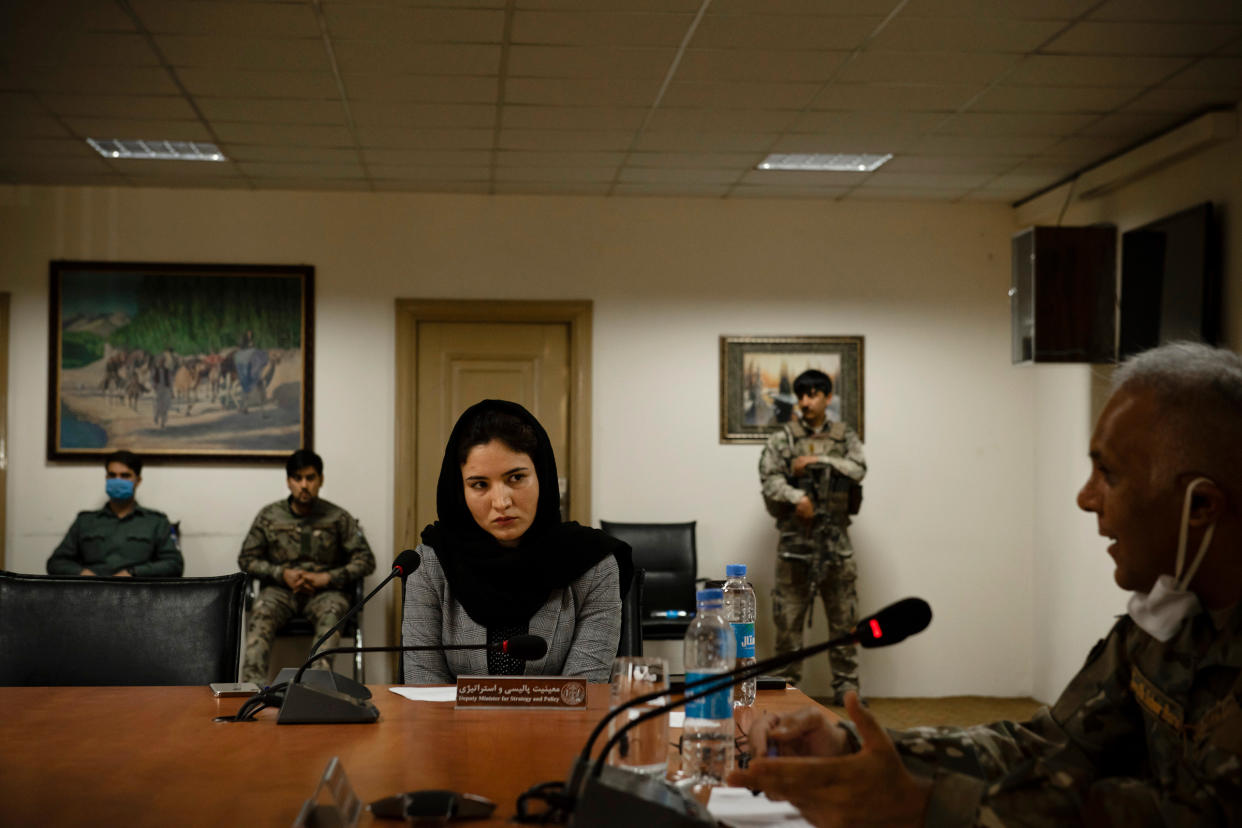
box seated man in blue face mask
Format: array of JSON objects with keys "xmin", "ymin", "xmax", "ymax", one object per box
[
  {"xmin": 47, "ymin": 450, "xmax": 184, "ymax": 577},
  {"xmin": 730, "ymin": 342, "xmax": 1242, "ymax": 827}
]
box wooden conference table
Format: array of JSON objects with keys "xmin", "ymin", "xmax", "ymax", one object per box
[{"xmin": 0, "ymin": 684, "xmax": 818, "ymax": 826}]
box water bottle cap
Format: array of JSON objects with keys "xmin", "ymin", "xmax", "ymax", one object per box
[
  {"xmin": 725, "ymin": 564, "xmax": 747, "ymax": 577},
  {"xmin": 696, "ymin": 588, "xmax": 724, "ymax": 604}
]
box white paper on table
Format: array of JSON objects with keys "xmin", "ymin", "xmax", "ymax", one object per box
[
  {"xmin": 669, "ymin": 711, "xmax": 685, "ymax": 727},
  {"xmin": 389, "ymin": 686, "xmax": 458, "ymax": 702},
  {"xmin": 707, "ymin": 786, "xmax": 812, "ymax": 827}
]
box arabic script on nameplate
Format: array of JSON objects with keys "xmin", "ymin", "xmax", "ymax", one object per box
[{"xmin": 455, "ymin": 676, "xmax": 588, "ymax": 709}]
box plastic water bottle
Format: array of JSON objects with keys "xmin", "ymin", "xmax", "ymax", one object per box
[
  {"xmin": 681, "ymin": 588, "xmax": 736, "ymax": 796},
  {"xmin": 722, "ymin": 564, "xmax": 756, "ymax": 707}
]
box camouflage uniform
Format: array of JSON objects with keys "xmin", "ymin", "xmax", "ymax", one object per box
[
  {"xmin": 47, "ymin": 503, "xmax": 183, "ymax": 577},
  {"xmin": 865, "ymin": 604, "xmax": 1242, "ymax": 825},
  {"xmin": 238, "ymin": 496, "xmax": 375, "ymax": 684},
  {"xmin": 759, "ymin": 418, "xmax": 866, "ymax": 698}
]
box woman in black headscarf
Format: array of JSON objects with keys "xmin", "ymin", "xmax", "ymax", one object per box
[{"xmin": 402, "ymin": 400, "xmax": 632, "ymax": 684}]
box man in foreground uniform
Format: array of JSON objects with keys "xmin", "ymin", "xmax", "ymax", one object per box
[
  {"xmin": 239, "ymin": 449, "xmax": 375, "ymax": 684},
  {"xmin": 47, "ymin": 449, "xmax": 183, "ymax": 577},
  {"xmin": 732, "ymin": 342, "xmax": 1242, "ymax": 826},
  {"xmin": 759, "ymin": 368, "xmax": 866, "ymax": 702}
]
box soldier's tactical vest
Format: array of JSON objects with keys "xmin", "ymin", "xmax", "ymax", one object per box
[{"xmin": 785, "ymin": 419, "xmax": 860, "ymax": 524}]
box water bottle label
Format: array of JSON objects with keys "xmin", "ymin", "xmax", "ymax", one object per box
[
  {"xmin": 731, "ymin": 623, "xmax": 755, "ymax": 659},
  {"xmin": 684, "ymin": 672, "xmax": 732, "ymax": 720}
]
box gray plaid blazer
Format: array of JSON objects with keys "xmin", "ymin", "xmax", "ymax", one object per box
[{"xmin": 402, "ymin": 544, "xmax": 621, "ymax": 684}]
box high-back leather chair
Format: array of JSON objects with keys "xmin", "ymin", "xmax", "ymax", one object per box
[
  {"xmin": 617, "ymin": 568, "xmax": 645, "ymax": 658},
  {"xmin": 0, "ymin": 571, "xmax": 246, "ymax": 686},
  {"xmin": 600, "ymin": 521, "xmax": 697, "ymax": 641}
]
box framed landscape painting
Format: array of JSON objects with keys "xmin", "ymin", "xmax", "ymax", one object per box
[
  {"xmin": 48, "ymin": 260, "xmax": 314, "ymax": 462},
  {"xmin": 720, "ymin": 335, "xmax": 864, "ymax": 444}
]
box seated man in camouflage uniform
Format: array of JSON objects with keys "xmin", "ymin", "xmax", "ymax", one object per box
[
  {"xmin": 47, "ymin": 449, "xmax": 183, "ymax": 577},
  {"xmin": 732, "ymin": 342, "xmax": 1242, "ymax": 826},
  {"xmin": 239, "ymin": 449, "xmax": 375, "ymax": 684},
  {"xmin": 759, "ymin": 368, "xmax": 866, "ymax": 703}
]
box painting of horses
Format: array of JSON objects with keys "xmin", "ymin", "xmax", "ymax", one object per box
[
  {"xmin": 719, "ymin": 335, "xmax": 863, "ymax": 444},
  {"xmin": 48, "ymin": 260, "xmax": 314, "ymax": 462}
]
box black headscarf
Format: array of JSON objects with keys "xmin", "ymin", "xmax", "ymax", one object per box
[{"xmin": 420, "ymin": 399, "xmax": 632, "ymax": 629}]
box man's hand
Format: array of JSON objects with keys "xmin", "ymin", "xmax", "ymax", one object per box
[
  {"xmin": 282, "ymin": 567, "xmax": 304, "ymax": 591},
  {"xmin": 302, "ymin": 571, "xmax": 331, "ymax": 592},
  {"xmin": 728, "ymin": 693, "xmax": 931, "ymax": 828},
  {"xmin": 80, "ymin": 568, "xmax": 96, "ymax": 576},
  {"xmin": 791, "ymin": 455, "xmax": 819, "ymax": 477},
  {"xmin": 795, "ymin": 496, "xmax": 815, "ymax": 523},
  {"xmin": 745, "ymin": 706, "xmax": 850, "ymax": 759},
  {"xmin": 114, "ymin": 569, "xmax": 132, "ymax": 577}
]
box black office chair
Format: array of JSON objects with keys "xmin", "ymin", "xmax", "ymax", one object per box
[
  {"xmin": 246, "ymin": 577, "xmax": 366, "ymax": 682},
  {"xmin": 600, "ymin": 520, "xmax": 698, "ymax": 641},
  {"xmin": 617, "ymin": 568, "xmax": 645, "ymax": 657},
  {"xmin": 0, "ymin": 571, "xmax": 246, "ymax": 686}
]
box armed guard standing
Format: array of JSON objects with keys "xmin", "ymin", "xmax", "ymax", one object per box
[{"xmin": 759, "ymin": 369, "xmax": 865, "ymax": 703}]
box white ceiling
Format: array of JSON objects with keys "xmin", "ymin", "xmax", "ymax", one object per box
[{"xmin": 1, "ymin": 0, "xmax": 1240, "ymax": 202}]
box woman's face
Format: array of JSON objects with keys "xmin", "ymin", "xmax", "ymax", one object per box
[{"xmin": 461, "ymin": 439, "xmax": 540, "ymax": 547}]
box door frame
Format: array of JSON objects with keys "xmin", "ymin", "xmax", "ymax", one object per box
[{"xmin": 391, "ymin": 299, "xmax": 593, "ymax": 675}]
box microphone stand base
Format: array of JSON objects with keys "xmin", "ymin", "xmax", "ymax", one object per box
[
  {"xmin": 274, "ymin": 667, "xmax": 371, "ymax": 700},
  {"xmin": 568, "ymin": 767, "xmax": 714, "ymax": 828},
  {"xmin": 277, "ymin": 681, "xmax": 380, "ymax": 725}
]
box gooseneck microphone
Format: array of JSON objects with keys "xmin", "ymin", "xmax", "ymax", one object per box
[
  {"xmin": 269, "ymin": 636, "xmax": 550, "ymax": 725},
  {"xmin": 557, "ymin": 598, "xmax": 933, "ymax": 827},
  {"xmin": 307, "ymin": 548, "xmax": 422, "ymax": 657}
]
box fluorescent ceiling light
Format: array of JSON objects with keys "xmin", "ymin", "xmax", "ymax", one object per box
[
  {"xmin": 757, "ymin": 153, "xmax": 892, "ymax": 172},
  {"xmin": 86, "ymin": 138, "xmax": 227, "ymax": 162}
]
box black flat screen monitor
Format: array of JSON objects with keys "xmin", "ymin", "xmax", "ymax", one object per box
[{"xmin": 1119, "ymin": 202, "xmax": 1219, "ymax": 359}]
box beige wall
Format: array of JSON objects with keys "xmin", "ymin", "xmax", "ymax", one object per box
[{"xmin": 1023, "ymin": 133, "xmax": 1242, "ymax": 703}]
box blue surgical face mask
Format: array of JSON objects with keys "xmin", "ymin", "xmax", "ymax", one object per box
[
  {"xmin": 106, "ymin": 478, "xmax": 135, "ymax": 501},
  {"xmin": 1127, "ymin": 477, "xmax": 1217, "ymax": 642}
]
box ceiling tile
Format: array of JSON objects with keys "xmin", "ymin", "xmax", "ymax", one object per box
[
  {"xmin": 984, "ymin": 170, "xmax": 1069, "ymax": 192},
  {"xmin": 0, "ymin": 137, "xmax": 98, "ymax": 158},
  {"xmin": 712, "ymin": 0, "xmax": 899, "ymax": 13},
  {"xmin": 660, "ymin": 81, "xmax": 819, "ymax": 108},
  {"xmin": 1035, "ymin": 133, "xmax": 1134, "ymax": 160},
  {"xmin": 5, "ymin": 114, "xmax": 73, "ymax": 138},
  {"xmin": 809, "ymin": 83, "xmax": 984, "ymax": 112},
  {"xmin": 729, "ymin": 185, "xmax": 850, "ymax": 199},
  {"xmin": 497, "ymin": 150, "xmax": 626, "ymax": 166},
  {"xmin": 506, "ymin": 78, "xmax": 662, "ymax": 106},
  {"xmin": 675, "ymin": 49, "xmax": 849, "ymax": 83},
  {"xmin": 155, "ymin": 36, "xmax": 329, "ymax": 71},
  {"xmin": 613, "ymin": 183, "xmax": 730, "ymax": 196},
  {"xmin": 227, "ymin": 146, "xmax": 360, "ymax": 165},
  {"xmin": 496, "ymin": 166, "xmax": 616, "ymax": 182},
  {"xmin": 367, "ymin": 165, "xmax": 490, "ymax": 181},
  {"xmin": 5, "ymin": 0, "xmax": 137, "ymax": 31},
  {"xmin": 0, "ymin": 170, "xmax": 129, "ymax": 186},
  {"xmin": 8, "ymin": 65, "xmax": 180, "ymax": 96},
  {"xmin": 1163, "ymin": 58, "xmax": 1242, "ymax": 88},
  {"xmin": 0, "ymin": 91, "xmax": 45, "ymax": 115},
  {"xmin": 906, "ymin": 134, "xmax": 1058, "ymax": 155},
  {"xmin": 1122, "ymin": 88, "xmax": 1241, "ymax": 112},
  {"xmin": 331, "ymin": 42, "xmax": 501, "ymax": 75},
  {"xmin": 344, "ymin": 75, "xmax": 499, "ymax": 103},
  {"xmin": 933, "ymin": 111, "xmax": 1097, "ymax": 136},
  {"xmin": 350, "ymin": 103, "xmax": 495, "ymax": 129},
  {"xmin": 502, "ymin": 105, "xmax": 646, "ymax": 130},
  {"xmin": 5, "ymin": 32, "xmax": 159, "ymax": 67},
  {"xmin": 618, "ymin": 166, "xmax": 739, "ymax": 184},
  {"xmin": 869, "ymin": 18, "xmax": 1066, "ymax": 52},
  {"xmin": 738, "ymin": 169, "xmax": 868, "ymax": 187},
  {"xmin": 40, "ymin": 94, "xmax": 198, "ymax": 120},
  {"xmin": 1045, "ymin": 22, "xmax": 1242, "ymax": 55},
  {"xmin": 128, "ymin": 1, "xmax": 321, "ymax": 37},
  {"xmin": 360, "ymin": 149, "xmax": 491, "ymax": 166},
  {"xmin": 523, "ymin": 0, "xmax": 702, "ymax": 10},
  {"xmin": 770, "ymin": 133, "xmax": 922, "ymax": 153},
  {"xmin": 847, "ymin": 186, "xmax": 971, "ymax": 200},
  {"xmin": 962, "ymin": 189, "xmax": 1035, "ymax": 202},
  {"xmin": 109, "ymin": 158, "xmax": 241, "ymax": 177},
  {"xmin": 837, "ymin": 52, "xmax": 1022, "ymax": 85},
  {"xmin": 211, "ymin": 123, "xmax": 356, "ymax": 147},
  {"xmin": 499, "ymin": 129, "xmax": 635, "ymax": 151},
  {"xmin": 968, "ymin": 84, "xmax": 1142, "ymax": 112},
  {"xmin": 633, "ymin": 130, "xmax": 779, "ymax": 152},
  {"xmin": 65, "ymin": 118, "xmax": 213, "ymax": 142},
  {"xmin": 788, "ymin": 111, "xmax": 944, "ymax": 136},
  {"xmin": 1006, "ymin": 55, "xmax": 1191, "ymax": 86},
  {"xmin": 321, "ymin": 6, "xmax": 506, "ymax": 41},
  {"xmin": 178, "ymin": 69, "xmax": 340, "ymax": 99},
  {"xmin": 246, "ymin": 179, "xmax": 371, "ymax": 191},
  {"xmin": 643, "ymin": 108, "xmax": 796, "ymax": 131},
  {"xmin": 512, "ymin": 11, "xmax": 696, "ymax": 46},
  {"xmin": 693, "ymin": 15, "xmax": 881, "ymax": 50},
  {"xmin": 121, "ymin": 175, "xmax": 253, "ymax": 189},
  {"xmin": 901, "ymin": 0, "xmax": 1099, "ymax": 19},
  {"xmin": 1075, "ymin": 110, "xmax": 1183, "ymax": 137},
  {"xmin": 236, "ymin": 162, "xmax": 368, "ymax": 179},
  {"xmin": 197, "ymin": 98, "xmax": 347, "ymax": 125},
  {"xmin": 507, "ymin": 45, "xmax": 675, "ymax": 78},
  {"xmin": 881, "ymin": 154, "xmax": 1029, "ymax": 174},
  {"xmin": 371, "ymin": 180, "xmax": 491, "ymax": 193},
  {"xmin": 626, "ymin": 151, "xmax": 764, "ymax": 168},
  {"xmin": 3, "ymin": 156, "xmax": 114, "ymax": 175},
  {"xmin": 353, "ymin": 127, "xmax": 494, "ymax": 149},
  {"xmin": 1089, "ymin": 0, "xmax": 1242, "ymax": 24},
  {"xmin": 866, "ymin": 170, "xmax": 993, "ymax": 189}
]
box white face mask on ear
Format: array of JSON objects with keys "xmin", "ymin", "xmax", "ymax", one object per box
[{"xmin": 1127, "ymin": 477, "xmax": 1217, "ymax": 642}]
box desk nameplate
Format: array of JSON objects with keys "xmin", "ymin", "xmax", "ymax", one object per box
[{"xmin": 455, "ymin": 676, "xmax": 588, "ymax": 709}]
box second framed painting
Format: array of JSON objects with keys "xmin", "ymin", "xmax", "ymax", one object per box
[
  {"xmin": 720, "ymin": 335, "xmax": 864, "ymax": 444},
  {"xmin": 48, "ymin": 260, "xmax": 314, "ymax": 463}
]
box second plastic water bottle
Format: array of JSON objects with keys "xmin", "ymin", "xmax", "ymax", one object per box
[
  {"xmin": 722, "ymin": 564, "xmax": 756, "ymax": 707},
  {"xmin": 681, "ymin": 588, "xmax": 736, "ymax": 796}
]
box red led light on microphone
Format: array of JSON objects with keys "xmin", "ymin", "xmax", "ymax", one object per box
[{"xmin": 869, "ymin": 619, "xmax": 883, "ymax": 639}]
